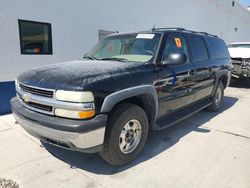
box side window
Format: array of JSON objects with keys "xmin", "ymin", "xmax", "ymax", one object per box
[
  {"xmin": 207, "ymin": 37, "xmax": 230, "ymax": 59},
  {"xmin": 188, "ymin": 36, "xmax": 209, "ymax": 62},
  {"xmin": 162, "ymin": 34, "xmax": 189, "ymax": 63}
]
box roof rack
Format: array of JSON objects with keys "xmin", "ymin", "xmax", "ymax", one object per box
[
  {"xmin": 191, "ymin": 31, "xmax": 218, "ymax": 37},
  {"xmin": 152, "ymin": 27, "xmax": 218, "ymax": 37},
  {"xmin": 152, "ymin": 27, "xmax": 185, "ymax": 31}
]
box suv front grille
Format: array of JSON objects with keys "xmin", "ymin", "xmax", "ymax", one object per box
[
  {"xmin": 27, "ymin": 101, "xmax": 53, "ymax": 112},
  {"xmin": 17, "ymin": 82, "xmax": 55, "ymax": 115},
  {"xmin": 19, "ymin": 83, "xmax": 54, "ymax": 98}
]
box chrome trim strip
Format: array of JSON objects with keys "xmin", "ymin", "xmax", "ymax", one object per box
[
  {"xmin": 18, "ymin": 82, "xmax": 54, "ymax": 98},
  {"xmin": 18, "ymin": 82, "xmax": 55, "ymax": 92}
]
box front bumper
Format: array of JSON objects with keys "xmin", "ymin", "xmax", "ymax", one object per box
[{"xmin": 11, "ymin": 97, "xmax": 108, "ymax": 153}]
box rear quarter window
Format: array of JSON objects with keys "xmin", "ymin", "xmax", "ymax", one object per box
[{"xmin": 207, "ymin": 37, "xmax": 230, "ymax": 59}]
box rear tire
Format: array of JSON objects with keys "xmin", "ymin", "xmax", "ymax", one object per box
[
  {"xmin": 99, "ymin": 103, "xmax": 148, "ymax": 166},
  {"xmin": 207, "ymin": 81, "xmax": 224, "ymax": 112}
]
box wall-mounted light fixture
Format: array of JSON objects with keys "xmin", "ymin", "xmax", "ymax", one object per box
[{"xmin": 232, "ymin": 1, "xmax": 235, "ymax": 7}]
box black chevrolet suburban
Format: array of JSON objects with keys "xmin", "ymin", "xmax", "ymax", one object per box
[{"xmin": 11, "ymin": 28, "xmax": 231, "ymax": 166}]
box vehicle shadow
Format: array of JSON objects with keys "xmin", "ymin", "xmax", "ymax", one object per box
[
  {"xmin": 230, "ymin": 78, "xmax": 250, "ymax": 88},
  {"xmin": 43, "ymin": 96, "xmax": 238, "ymax": 175}
]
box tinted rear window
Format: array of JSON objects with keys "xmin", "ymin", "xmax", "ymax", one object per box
[
  {"xmin": 207, "ymin": 37, "xmax": 230, "ymax": 59},
  {"xmin": 188, "ymin": 36, "xmax": 209, "ymax": 62}
]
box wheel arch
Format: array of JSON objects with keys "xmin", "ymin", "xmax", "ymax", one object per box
[
  {"xmin": 100, "ymin": 85, "xmax": 158, "ymax": 125},
  {"xmin": 212, "ymin": 70, "xmax": 230, "ymax": 96},
  {"xmin": 219, "ymin": 74, "xmax": 228, "ymax": 89}
]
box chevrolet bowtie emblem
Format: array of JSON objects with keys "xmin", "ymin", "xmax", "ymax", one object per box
[{"xmin": 22, "ymin": 93, "xmax": 31, "ymax": 102}]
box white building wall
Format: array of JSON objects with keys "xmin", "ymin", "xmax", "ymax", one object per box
[{"xmin": 0, "ymin": 0, "xmax": 250, "ymax": 82}]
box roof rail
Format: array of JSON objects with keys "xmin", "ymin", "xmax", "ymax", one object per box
[
  {"xmin": 152, "ymin": 27, "xmax": 218, "ymax": 37},
  {"xmin": 192, "ymin": 31, "xmax": 218, "ymax": 37},
  {"xmin": 152, "ymin": 27, "xmax": 185, "ymax": 31},
  {"xmin": 196, "ymin": 31, "xmax": 208, "ymax": 35},
  {"xmin": 180, "ymin": 29, "xmax": 218, "ymax": 37}
]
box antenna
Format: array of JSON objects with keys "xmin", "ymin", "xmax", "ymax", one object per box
[{"xmin": 152, "ymin": 24, "xmax": 156, "ymax": 31}]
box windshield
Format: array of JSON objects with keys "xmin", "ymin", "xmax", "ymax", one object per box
[
  {"xmin": 228, "ymin": 44, "xmax": 250, "ymax": 48},
  {"xmin": 86, "ymin": 33, "xmax": 162, "ymax": 63}
]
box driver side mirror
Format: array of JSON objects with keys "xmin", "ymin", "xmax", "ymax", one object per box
[{"xmin": 162, "ymin": 53, "xmax": 187, "ymax": 65}]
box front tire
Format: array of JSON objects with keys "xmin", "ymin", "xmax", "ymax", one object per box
[
  {"xmin": 207, "ymin": 81, "xmax": 224, "ymax": 112},
  {"xmin": 99, "ymin": 103, "xmax": 148, "ymax": 166}
]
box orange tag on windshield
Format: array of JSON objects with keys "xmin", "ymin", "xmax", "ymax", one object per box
[{"xmin": 174, "ymin": 38, "xmax": 182, "ymax": 48}]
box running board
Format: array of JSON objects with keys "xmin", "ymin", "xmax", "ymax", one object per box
[{"xmin": 153, "ymin": 99, "xmax": 212, "ymax": 131}]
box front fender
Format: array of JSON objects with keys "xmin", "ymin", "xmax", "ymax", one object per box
[{"xmin": 100, "ymin": 85, "xmax": 158, "ymax": 121}]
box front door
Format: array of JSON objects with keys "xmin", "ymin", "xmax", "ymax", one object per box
[{"xmin": 155, "ymin": 33, "xmax": 196, "ymax": 119}]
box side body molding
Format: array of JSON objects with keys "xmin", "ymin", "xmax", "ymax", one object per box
[{"xmin": 100, "ymin": 85, "xmax": 159, "ymax": 121}]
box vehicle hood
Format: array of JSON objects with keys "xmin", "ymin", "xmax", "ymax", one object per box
[
  {"xmin": 228, "ymin": 47, "xmax": 250, "ymax": 59},
  {"xmin": 17, "ymin": 60, "xmax": 145, "ymax": 90}
]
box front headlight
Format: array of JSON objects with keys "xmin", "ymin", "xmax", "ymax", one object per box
[
  {"xmin": 55, "ymin": 90, "xmax": 96, "ymax": 119},
  {"xmin": 55, "ymin": 90, "xmax": 94, "ymax": 103},
  {"xmin": 55, "ymin": 108, "xmax": 96, "ymax": 119}
]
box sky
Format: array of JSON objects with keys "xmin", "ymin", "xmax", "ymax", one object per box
[{"xmin": 241, "ymin": 0, "xmax": 250, "ymax": 6}]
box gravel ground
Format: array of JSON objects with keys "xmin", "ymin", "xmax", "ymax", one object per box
[{"xmin": 0, "ymin": 178, "xmax": 19, "ymax": 188}]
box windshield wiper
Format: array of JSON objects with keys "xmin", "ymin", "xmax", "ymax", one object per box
[
  {"xmin": 83, "ymin": 56, "xmax": 128, "ymax": 62},
  {"xmin": 83, "ymin": 55, "xmax": 98, "ymax": 60},
  {"xmin": 99, "ymin": 57, "xmax": 128, "ymax": 62}
]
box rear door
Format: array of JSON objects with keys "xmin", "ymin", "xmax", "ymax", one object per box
[
  {"xmin": 187, "ymin": 35, "xmax": 214, "ymax": 101},
  {"xmin": 156, "ymin": 33, "xmax": 196, "ymax": 118}
]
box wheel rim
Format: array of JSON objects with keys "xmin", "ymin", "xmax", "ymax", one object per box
[
  {"xmin": 215, "ymin": 86, "xmax": 222, "ymax": 105},
  {"xmin": 119, "ymin": 119, "xmax": 142, "ymax": 154}
]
